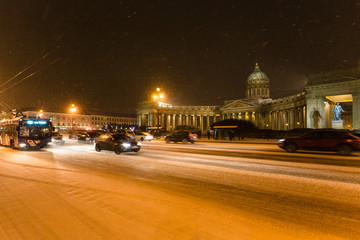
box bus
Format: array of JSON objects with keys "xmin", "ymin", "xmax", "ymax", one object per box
[{"xmin": 0, "ymin": 113, "xmax": 53, "ymax": 149}]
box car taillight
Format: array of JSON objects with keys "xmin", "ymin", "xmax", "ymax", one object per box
[{"xmin": 189, "ymin": 134, "xmax": 197, "ymax": 138}]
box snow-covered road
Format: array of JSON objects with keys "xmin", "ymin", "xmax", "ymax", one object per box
[{"xmin": 0, "ymin": 139, "xmax": 359, "ymax": 239}]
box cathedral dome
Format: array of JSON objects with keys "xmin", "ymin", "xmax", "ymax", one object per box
[
  {"xmin": 245, "ymin": 63, "xmax": 270, "ymax": 99},
  {"xmin": 247, "ymin": 63, "xmax": 269, "ymax": 85}
]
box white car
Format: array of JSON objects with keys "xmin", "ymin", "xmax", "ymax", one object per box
[{"xmin": 135, "ymin": 132, "xmax": 154, "ymax": 141}]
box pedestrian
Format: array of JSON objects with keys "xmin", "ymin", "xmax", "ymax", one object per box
[
  {"xmin": 207, "ymin": 129, "xmax": 211, "ymax": 139},
  {"xmin": 197, "ymin": 129, "xmax": 202, "ymax": 139},
  {"xmin": 228, "ymin": 130, "xmax": 234, "ymax": 141}
]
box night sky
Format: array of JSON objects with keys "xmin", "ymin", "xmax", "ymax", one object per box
[{"xmin": 0, "ymin": 0, "xmax": 359, "ymax": 115}]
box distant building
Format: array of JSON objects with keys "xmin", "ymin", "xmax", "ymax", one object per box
[
  {"xmin": 22, "ymin": 111, "xmax": 137, "ymax": 131},
  {"xmin": 137, "ymin": 64, "xmax": 360, "ymax": 132}
]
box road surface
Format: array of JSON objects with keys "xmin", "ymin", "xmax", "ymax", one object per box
[{"xmin": 0, "ymin": 139, "xmax": 359, "ymax": 239}]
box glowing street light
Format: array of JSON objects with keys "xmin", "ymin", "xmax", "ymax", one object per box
[
  {"xmin": 70, "ymin": 104, "xmax": 77, "ymax": 113},
  {"xmin": 38, "ymin": 109, "xmax": 43, "ymax": 118},
  {"xmin": 69, "ymin": 104, "xmax": 77, "ymax": 130},
  {"xmin": 153, "ymin": 88, "xmax": 164, "ymax": 130}
]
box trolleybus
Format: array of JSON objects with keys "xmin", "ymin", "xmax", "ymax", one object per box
[{"xmin": 0, "ymin": 113, "xmax": 53, "ymax": 149}]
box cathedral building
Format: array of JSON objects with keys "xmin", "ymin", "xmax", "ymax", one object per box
[{"xmin": 137, "ymin": 64, "xmax": 360, "ymax": 132}]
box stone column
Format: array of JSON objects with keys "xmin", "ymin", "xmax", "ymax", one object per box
[
  {"xmin": 167, "ymin": 114, "xmax": 171, "ymax": 131},
  {"xmin": 148, "ymin": 113, "xmax": 153, "ymax": 126},
  {"xmin": 289, "ymin": 109, "xmax": 294, "ymax": 129},
  {"xmin": 303, "ymin": 106, "xmax": 307, "ymax": 128},
  {"xmin": 324, "ymin": 102, "xmax": 331, "ymax": 128},
  {"xmin": 172, "ymin": 114, "xmax": 176, "ymax": 130},
  {"xmin": 137, "ymin": 114, "xmax": 141, "ymax": 127},
  {"xmin": 206, "ymin": 116, "xmax": 210, "ymax": 130},
  {"xmin": 353, "ymin": 92, "xmax": 360, "ymax": 129},
  {"xmin": 199, "ymin": 115, "xmax": 203, "ymax": 132},
  {"xmin": 178, "ymin": 114, "xmax": 182, "ymax": 126}
]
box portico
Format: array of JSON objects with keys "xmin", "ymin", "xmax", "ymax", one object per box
[{"xmin": 306, "ymin": 69, "xmax": 360, "ymax": 130}]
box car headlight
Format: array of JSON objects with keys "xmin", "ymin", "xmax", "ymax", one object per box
[
  {"xmin": 137, "ymin": 142, "xmax": 141, "ymax": 146},
  {"xmin": 122, "ymin": 143, "xmax": 131, "ymax": 148},
  {"xmin": 86, "ymin": 137, "xmax": 90, "ymax": 140},
  {"xmin": 278, "ymin": 139, "xmax": 286, "ymax": 142},
  {"xmin": 19, "ymin": 143, "xmax": 27, "ymax": 148}
]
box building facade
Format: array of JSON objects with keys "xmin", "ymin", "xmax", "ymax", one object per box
[
  {"xmin": 137, "ymin": 64, "xmax": 360, "ymax": 132},
  {"xmin": 23, "ymin": 111, "xmax": 137, "ymax": 131}
]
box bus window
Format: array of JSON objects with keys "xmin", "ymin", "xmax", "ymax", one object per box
[{"xmin": 19, "ymin": 126, "xmax": 29, "ymax": 137}]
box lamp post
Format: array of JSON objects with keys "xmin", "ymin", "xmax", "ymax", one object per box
[
  {"xmin": 69, "ymin": 104, "xmax": 77, "ymax": 131},
  {"xmin": 38, "ymin": 109, "xmax": 43, "ymax": 118},
  {"xmin": 153, "ymin": 88, "xmax": 164, "ymax": 131}
]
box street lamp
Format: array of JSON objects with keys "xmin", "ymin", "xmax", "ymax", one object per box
[
  {"xmin": 69, "ymin": 104, "xmax": 77, "ymax": 130},
  {"xmin": 153, "ymin": 88, "xmax": 164, "ymax": 130},
  {"xmin": 38, "ymin": 109, "xmax": 43, "ymax": 118}
]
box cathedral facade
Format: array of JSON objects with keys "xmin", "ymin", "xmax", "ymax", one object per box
[{"xmin": 137, "ymin": 64, "xmax": 360, "ymax": 132}]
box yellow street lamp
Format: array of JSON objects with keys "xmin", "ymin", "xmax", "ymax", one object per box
[
  {"xmin": 69, "ymin": 104, "xmax": 77, "ymax": 130},
  {"xmin": 153, "ymin": 88, "xmax": 164, "ymax": 130},
  {"xmin": 39, "ymin": 109, "xmax": 43, "ymax": 118}
]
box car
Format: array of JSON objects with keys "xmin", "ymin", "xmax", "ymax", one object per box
[
  {"xmin": 150, "ymin": 129, "xmax": 171, "ymax": 139},
  {"xmin": 95, "ymin": 133, "xmax": 141, "ymax": 154},
  {"xmin": 135, "ymin": 132, "xmax": 154, "ymax": 141},
  {"xmin": 165, "ymin": 130, "xmax": 198, "ymax": 144},
  {"xmin": 278, "ymin": 129, "xmax": 360, "ymax": 156},
  {"xmin": 51, "ymin": 132, "xmax": 65, "ymax": 145},
  {"xmin": 77, "ymin": 131, "xmax": 101, "ymax": 144},
  {"xmin": 117, "ymin": 129, "xmax": 136, "ymax": 140}
]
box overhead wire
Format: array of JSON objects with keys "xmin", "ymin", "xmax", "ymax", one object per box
[
  {"xmin": 0, "ymin": 0, "xmax": 155, "ymax": 94},
  {"xmin": 0, "ymin": 0, "xmax": 159, "ymax": 114},
  {"xmin": 0, "ymin": 58, "xmax": 60, "ymax": 94}
]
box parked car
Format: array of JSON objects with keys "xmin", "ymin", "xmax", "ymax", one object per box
[
  {"xmin": 151, "ymin": 129, "xmax": 170, "ymax": 139},
  {"xmin": 278, "ymin": 129, "xmax": 360, "ymax": 156},
  {"xmin": 51, "ymin": 132, "xmax": 65, "ymax": 145},
  {"xmin": 135, "ymin": 132, "xmax": 154, "ymax": 141},
  {"xmin": 117, "ymin": 129, "xmax": 136, "ymax": 140},
  {"xmin": 77, "ymin": 131, "xmax": 101, "ymax": 144},
  {"xmin": 68, "ymin": 130, "xmax": 82, "ymax": 139},
  {"xmin": 165, "ymin": 131, "xmax": 198, "ymax": 144},
  {"xmin": 95, "ymin": 133, "xmax": 141, "ymax": 154}
]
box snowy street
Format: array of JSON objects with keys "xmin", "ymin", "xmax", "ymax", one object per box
[{"xmin": 0, "ymin": 139, "xmax": 359, "ymax": 240}]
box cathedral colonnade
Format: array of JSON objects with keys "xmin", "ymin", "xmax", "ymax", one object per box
[
  {"xmin": 136, "ymin": 93, "xmax": 307, "ymax": 133},
  {"xmin": 137, "ymin": 108, "xmax": 220, "ymax": 132}
]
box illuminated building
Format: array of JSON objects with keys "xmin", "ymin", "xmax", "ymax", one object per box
[
  {"xmin": 22, "ymin": 111, "xmax": 137, "ymax": 131},
  {"xmin": 137, "ymin": 64, "xmax": 360, "ymax": 132}
]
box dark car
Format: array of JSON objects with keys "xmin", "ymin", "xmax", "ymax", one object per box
[
  {"xmin": 165, "ymin": 130, "xmax": 198, "ymax": 144},
  {"xmin": 151, "ymin": 129, "xmax": 170, "ymax": 139},
  {"xmin": 51, "ymin": 132, "xmax": 65, "ymax": 145},
  {"xmin": 278, "ymin": 129, "xmax": 360, "ymax": 156},
  {"xmin": 68, "ymin": 130, "xmax": 84, "ymax": 140},
  {"xmin": 77, "ymin": 131, "xmax": 101, "ymax": 144},
  {"xmin": 95, "ymin": 133, "xmax": 141, "ymax": 154}
]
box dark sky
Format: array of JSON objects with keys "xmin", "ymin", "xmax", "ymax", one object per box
[{"xmin": 0, "ymin": 0, "xmax": 359, "ymax": 115}]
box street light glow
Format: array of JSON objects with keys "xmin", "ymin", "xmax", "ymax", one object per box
[
  {"xmin": 153, "ymin": 88, "xmax": 164, "ymax": 130},
  {"xmin": 70, "ymin": 104, "xmax": 77, "ymax": 113}
]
